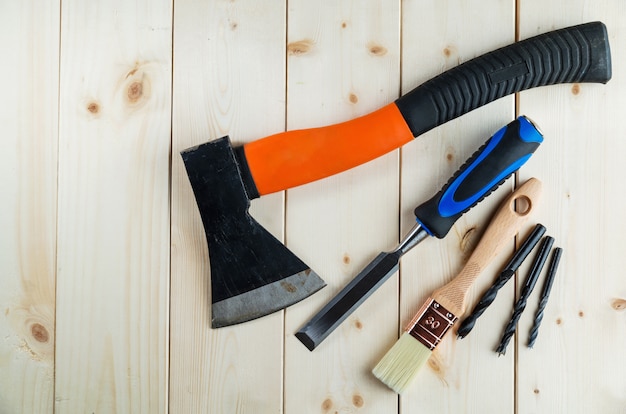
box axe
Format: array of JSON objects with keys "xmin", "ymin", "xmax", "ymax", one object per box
[{"xmin": 182, "ymin": 22, "xmax": 611, "ymax": 328}]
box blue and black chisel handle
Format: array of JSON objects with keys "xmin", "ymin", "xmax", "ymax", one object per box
[{"xmin": 414, "ymin": 116, "xmax": 543, "ymax": 238}]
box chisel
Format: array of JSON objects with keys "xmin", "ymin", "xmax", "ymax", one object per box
[{"xmin": 296, "ymin": 116, "xmax": 543, "ymax": 350}]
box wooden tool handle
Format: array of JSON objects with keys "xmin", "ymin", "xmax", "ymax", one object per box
[{"xmin": 432, "ymin": 178, "xmax": 543, "ymax": 315}]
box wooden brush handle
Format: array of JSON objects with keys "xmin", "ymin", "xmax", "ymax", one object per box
[{"xmin": 432, "ymin": 178, "xmax": 543, "ymax": 316}]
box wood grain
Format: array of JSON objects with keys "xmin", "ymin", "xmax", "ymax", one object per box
[
  {"xmin": 55, "ymin": 0, "xmax": 172, "ymax": 412},
  {"xmin": 170, "ymin": 0, "xmax": 286, "ymax": 412},
  {"xmin": 398, "ymin": 1, "xmax": 519, "ymax": 412},
  {"xmin": 283, "ymin": 1, "xmax": 401, "ymax": 413},
  {"xmin": 517, "ymin": 2, "xmax": 626, "ymax": 413},
  {"xmin": 0, "ymin": 2, "xmax": 624, "ymax": 413},
  {"xmin": 0, "ymin": 1, "xmax": 59, "ymax": 412}
]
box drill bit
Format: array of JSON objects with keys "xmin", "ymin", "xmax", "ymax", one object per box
[
  {"xmin": 457, "ymin": 223, "xmax": 546, "ymax": 339},
  {"xmin": 528, "ymin": 247, "xmax": 563, "ymax": 348},
  {"xmin": 496, "ymin": 235, "xmax": 554, "ymax": 355}
]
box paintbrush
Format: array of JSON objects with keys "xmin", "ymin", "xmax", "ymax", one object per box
[{"xmin": 372, "ymin": 178, "xmax": 542, "ymax": 394}]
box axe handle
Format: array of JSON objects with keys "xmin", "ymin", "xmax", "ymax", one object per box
[{"xmin": 241, "ymin": 21, "xmax": 611, "ymax": 197}]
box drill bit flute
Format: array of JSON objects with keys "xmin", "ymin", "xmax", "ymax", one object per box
[
  {"xmin": 496, "ymin": 236, "xmax": 554, "ymax": 355},
  {"xmin": 528, "ymin": 247, "xmax": 563, "ymax": 348},
  {"xmin": 457, "ymin": 224, "xmax": 546, "ymax": 339}
]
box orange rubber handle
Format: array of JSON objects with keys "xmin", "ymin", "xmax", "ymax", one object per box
[{"xmin": 243, "ymin": 103, "xmax": 413, "ymax": 196}]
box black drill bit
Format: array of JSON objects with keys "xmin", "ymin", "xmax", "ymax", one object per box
[
  {"xmin": 496, "ymin": 235, "xmax": 554, "ymax": 355},
  {"xmin": 527, "ymin": 247, "xmax": 563, "ymax": 348},
  {"xmin": 457, "ymin": 224, "xmax": 546, "ymax": 339}
]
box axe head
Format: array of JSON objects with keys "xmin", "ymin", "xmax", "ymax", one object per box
[{"xmin": 181, "ymin": 137, "xmax": 326, "ymax": 328}]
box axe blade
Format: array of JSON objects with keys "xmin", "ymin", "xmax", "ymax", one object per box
[{"xmin": 182, "ymin": 137, "xmax": 326, "ymax": 327}]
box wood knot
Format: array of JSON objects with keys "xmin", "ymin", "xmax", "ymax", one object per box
[
  {"xmin": 534, "ymin": 388, "xmax": 540, "ymax": 394},
  {"xmin": 287, "ymin": 39, "xmax": 314, "ymax": 56},
  {"xmin": 445, "ymin": 145, "xmax": 456, "ymax": 163},
  {"xmin": 341, "ymin": 21, "xmax": 348, "ymax": 29},
  {"xmin": 443, "ymin": 45, "xmax": 457, "ymax": 58},
  {"xmin": 367, "ymin": 42, "xmax": 388, "ymax": 56},
  {"xmin": 578, "ymin": 310, "xmax": 584, "ymax": 318},
  {"xmin": 556, "ymin": 317, "xmax": 563, "ymax": 325},
  {"xmin": 611, "ymin": 298, "xmax": 626, "ymax": 311},
  {"xmin": 127, "ymin": 81, "xmax": 144, "ymax": 102},
  {"xmin": 349, "ymin": 93, "xmax": 358, "ymax": 104},
  {"xmin": 121, "ymin": 63, "xmax": 151, "ymax": 108},
  {"xmin": 31, "ymin": 323, "xmax": 49, "ymax": 343},
  {"xmin": 428, "ymin": 356, "xmax": 441, "ymax": 372},
  {"xmin": 343, "ymin": 254, "xmax": 351, "ymax": 265},
  {"xmin": 352, "ymin": 394, "xmax": 364, "ymax": 407},
  {"xmin": 87, "ymin": 101, "xmax": 100, "ymax": 114},
  {"xmin": 354, "ymin": 319, "xmax": 363, "ymax": 330},
  {"xmin": 571, "ymin": 83, "xmax": 581, "ymax": 95},
  {"xmin": 321, "ymin": 398, "xmax": 333, "ymax": 411}
]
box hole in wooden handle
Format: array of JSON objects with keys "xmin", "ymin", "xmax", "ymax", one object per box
[{"xmin": 514, "ymin": 195, "xmax": 532, "ymax": 216}]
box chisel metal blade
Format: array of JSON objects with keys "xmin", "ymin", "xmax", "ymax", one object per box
[
  {"xmin": 296, "ymin": 225, "xmax": 429, "ymax": 351},
  {"xmin": 295, "ymin": 253, "xmax": 398, "ymax": 351}
]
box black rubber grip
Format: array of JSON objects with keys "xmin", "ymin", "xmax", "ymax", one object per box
[{"xmin": 396, "ymin": 21, "xmax": 612, "ymax": 137}]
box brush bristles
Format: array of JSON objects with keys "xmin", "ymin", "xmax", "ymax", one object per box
[{"xmin": 372, "ymin": 333, "xmax": 432, "ymax": 394}]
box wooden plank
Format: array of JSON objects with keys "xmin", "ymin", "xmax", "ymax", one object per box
[
  {"xmin": 0, "ymin": 1, "xmax": 59, "ymax": 413},
  {"xmin": 170, "ymin": 1, "xmax": 286, "ymax": 412},
  {"xmin": 398, "ymin": 1, "xmax": 518, "ymax": 412},
  {"xmin": 55, "ymin": 1, "xmax": 172, "ymax": 412},
  {"xmin": 283, "ymin": 1, "xmax": 401, "ymax": 413},
  {"xmin": 516, "ymin": 4, "xmax": 626, "ymax": 413}
]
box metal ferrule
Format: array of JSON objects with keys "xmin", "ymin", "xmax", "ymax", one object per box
[{"xmin": 394, "ymin": 222, "xmax": 430, "ymax": 256}]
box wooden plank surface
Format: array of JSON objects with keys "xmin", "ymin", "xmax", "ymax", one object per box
[
  {"xmin": 170, "ymin": 1, "xmax": 286, "ymax": 412},
  {"xmin": 283, "ymin": 2, "xmax": 401, "ymax": 413},
  {"xmin": 0, "ymin": 1, "xmax": 59, "ymax": 413},
  {"xmin": 55, "ymin": 0, "xmax": 172, "ymax": 412},
  {"xmin": 516, "ymin": 1, "xmax": 626, "ymax": 412},
  {"xmin": 397, "ymin": 1, "xmax": 519, "ymax": 412},
  {"xmin": 0, "ymin": 1, "xmax": 625, "ymax": 413}
]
